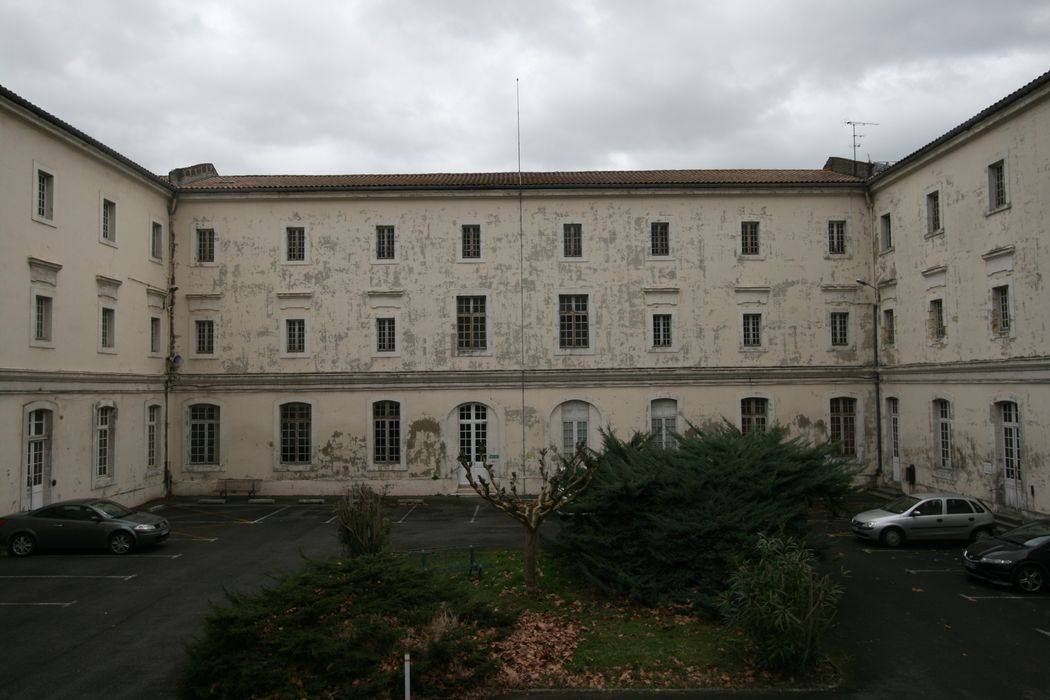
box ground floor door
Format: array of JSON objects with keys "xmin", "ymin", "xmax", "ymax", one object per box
[
  {"xmin": 998, "ymin": 401, "xmax": 1024, "ymax": 509},
  {"xmin": 888, "ymin": 398, "xmax": 901, "ymax": 482},
  {"xmin": 25, "ymin": 408, "xmax": 52, "ymax": 510},
  {"xmin": 458, "ymin": 403, "xmax": 489, "ymax": 486}
]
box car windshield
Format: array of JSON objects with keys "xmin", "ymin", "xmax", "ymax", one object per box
[
  {"xmin": 90, "ymin": 501, "xmax": 134, "ymax": 519},
  {"xmin": 1001, "ymin": 521, "xmax": 1050, "ymax": 547},
  {"xmin": 881, "ymin": 496, "xmax": 920, "ymax": 514}
]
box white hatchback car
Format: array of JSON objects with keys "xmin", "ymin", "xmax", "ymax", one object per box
[{"xmin": 851, "ymin": 492, "xmax": 995, "ymax": 547}]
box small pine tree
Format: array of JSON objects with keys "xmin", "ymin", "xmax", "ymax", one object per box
[{"xmin": 334, "ymin": 483, "xmax": 391, "ymax": 557}]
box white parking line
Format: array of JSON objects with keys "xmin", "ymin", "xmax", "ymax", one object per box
[
  {"xmin": 960, "ymin": 593, "xmax": 1028, "ymax": 602},
  {"xmin": 397, "ymin": 504, "xmax": 418, "ymax": 523},
  {"xmin": 251, "ymin": 506, "xmax": 290, "ymax": 524},
  {"xmin": 905, "ymin": 568, "xmax": 959, "ymax": 574},
  {"xmin": 0, "ymin": 601, "xmax": 77, "ymax": 607},
  {"xmin": 168, "ymin": 536, "xmax": 218, "ymax": 542},
  {"xmin": 36, "ymin": 554, "xmax": 182, "ymax": 559},
  {"xmin": 1036, "ymin": 628, "xmax": 1050, "ymax": 637},
  {"xmin": 469, "ymin": 505, "xmax": 480, "ymax": 523},
  {"xmin": 0, "ymin": 574, "xmax": 138, "ymax": 581}
]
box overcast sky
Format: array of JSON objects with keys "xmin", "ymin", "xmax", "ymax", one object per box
[{"xmin": 2, "ymin": 1, "xmax": 1048, "ymax": 176}]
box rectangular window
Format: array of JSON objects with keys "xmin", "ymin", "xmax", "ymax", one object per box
[
  {"xmin": 375, "ymin": 225, "xmax": 396, "ymax": 260},
  {"xmin": 286, "ymin": 318, "xmax": 306, "ymax": 354},
  {"xmin": 34, "ymin": 295, "xmax": 53, "ymax": 342},
  {"xmin": 461, "ymin": 224, "xmax": 481, "ymax": 259},
  {"xmin": 456, "ymin": 295, "xmax": 487, "ymax": 351},
  {"xmin": 95, "ymin": 406, "xmax": 115, "ymax": 478},
  {"xmin": 828, "ymin": 220, "xmax": 846, "ymax": 255},
  {"xmin": 285, "ymin": 226, "xmax": 306, "ymax": 262},
  {"xmin": 373, "ymin": 401, "xmax": 401, "ymax": 465},
  {"xmin": 150, "ymin": 221, "xmax": 163, "ymax": 260},
  {"xmin": 830, "ymin": 311, "xmax": 849, "ymax": 346},
  {"xmin": 880, "ymin": 213, "xmax": 892, "ymax": 251},
  {"xmin": 376, "ymin": 317, "xmax": 396, "ymax": 352},
  {"xmin": 196, "ymin": 228, "xmax": 216, "ymax": 263},
  {"xmin": 558, "ymin": 294, "xmax": 589, "ymax": 348},
  {"xmin": 741, "ymin": 397, "xmax": 768, "ymax": 435},
  {"xmin": 279, "ymin": 403, "xmax": 311, "ymax": 465},
  {"xmin": 563, "ymin": 223, "xmax": 583, "ymax": 258},
  {"xmin": 830, "ymin": 397, "xmax": 856, "ymax": 457},
  {"xmin": 992, "ymin": 285, "xmax": 1011, "ymax": 335},
  {"xmin": 100, "ymin": 308, "xmax": 116, "ymax": 349},
  {"xmin": 929, "ymin": 299, "xmax": 946, "ymax": 340},
  {"xmin": 101, "ymin": 199, "xmax": 117, "ymax": 243},
  {"xmin": 651, "ymin": 399, "xmax": 678, "ymax": 450},
  {"xmin": 926, "ymin": 190, "xmax": 941, "ymax": 234},
  {"xmin": 934, "ymin": 399, "xmax": 953, "ymax": 469},
  {"xmin": 650, "ymin": 221, "xmax": 670, "ymax": 257},
  {"xmin": 195, "ymin": 319, "xmax": 215, "ymax": 355},
  {"xmin": 652, "ymin": 313, "xmax": 672, "ymax": 348},
  {"xmin": 36, "ymin": 169, "xmax": 55, "ymax": 221},
  {"xmin": 741, "ymin": 221, "xmax": 760, "ymax": 256},
  {"xmin": 883, "ymin": 309, "xmax": 895, "ymax": 346},
  {"xmin": 742, "ymin": 313, "xmax": 762, "ymax": 347},
  {"xmin": 149, "ymin": 316, "xmax": 161, "ymax": 354},
  {"xmin": 147, "ymin": 405, "xmax": 160, "ymax": 469},
  {"xmin": 189, "ymin": 404, "xmax": 219, "ymax": 465},
  {"xmin": 988, "ymin": 160, "xmax": 1007, "ymax": 210}
]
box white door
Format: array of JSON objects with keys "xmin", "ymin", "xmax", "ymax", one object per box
[
  {"xmin": 888, "ymin": 398, "xmax": 901, "ymax": 482},
  {"xmin": 458, "ymin": 404, "xmax": 489, "ymax": 485},
  {"xmin": 999, "ymin": 402, "xmax": 1024, "ymax": 508},
  {"xmin": 26, "ymin": 409, "xmax": 51, "ymax": 510}
]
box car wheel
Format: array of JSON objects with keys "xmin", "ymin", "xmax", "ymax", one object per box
[
  {"xmin": 9, "ymin": 533, "xmax": 36, "ymax": 557},
  {"xmin": 881, "ymin": 528, "xmax": 904, "ymax": 548},
  {"xmin": 971, "ymin": 527, "xmax": 993, "ymax": 542},
  {"xmin": 1014, "ymin": 563, "xmax": 1045, "ymax": 594},
  {"xmin": 108, "ymin": 531, "xmax": 135, "ymax": 555}
]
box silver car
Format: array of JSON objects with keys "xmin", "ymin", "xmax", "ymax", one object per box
[
  {"xmin": 851, "ymin": 492, "xmax": 995, "ymax": 547},
  {"xmin": 0, "ymin": 498, "xmax": 170, "ymax": 556}
]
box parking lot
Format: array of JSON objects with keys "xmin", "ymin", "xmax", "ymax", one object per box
[{"xmin": 1, "ymin": 495, "xmax": 1047, "ymax": 700}]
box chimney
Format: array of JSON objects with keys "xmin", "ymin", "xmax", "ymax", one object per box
[{"xmin": 168, "ymin": 163, "xmax": 218, "ymax": 186}]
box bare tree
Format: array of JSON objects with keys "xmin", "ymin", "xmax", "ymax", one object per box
[{"xmin": 458, "ymin": 447, "xmax": 600, "ymax": 592}]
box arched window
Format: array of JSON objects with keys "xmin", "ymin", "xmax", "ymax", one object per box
[
  {"xmin": 26, "ymin": 408, "xmax": 52, "ymax": 509},
  {"xmin": 561, "ymin": 401, "xmax": 590, "ymax": 455},
  {"xmin": 829, "ymin": 397, "xmax": 856, "ymax": 457},
  {"xmin": 95, "ymin": 404, "xmax": 116, "ymax": 479},
  {"xmin": 279, "ymin": 402, "xmax": 312, "ymax": 465},
  {"xmin": 651, "ymin": 399, "xmax": 678, "ymax": 449},
  {"xmin": 995, "ymin": 401, "xmax": 1022, "ymax": 507},
  {"xmin": 932, "ymin": 399, "xmax": 952, "ymax": 470},
  {"xmin": 373, "ymin": 401, "xmax": 401, "ymax": 466}
]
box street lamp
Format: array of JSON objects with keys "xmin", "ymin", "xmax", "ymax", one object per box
[{"xmin": 856, "ymin": 279, "xmax": 883, "ymax": 482}]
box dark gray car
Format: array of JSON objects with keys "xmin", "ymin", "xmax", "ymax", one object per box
[{"xmin": 0, "ymin": 499, "xmax": 169, "ymax": 556}]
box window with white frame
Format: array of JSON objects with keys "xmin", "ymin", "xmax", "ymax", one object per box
[
  {"xmin": 195, "ymin": 228, "xmax": 216, "ymax": 264},
  {"xmin": 996, "ymin": 401, "xmax": 1021, "ymax": 492},
  {"xmin": 456, "ymin": 295, "xmax": 487, "ymax": 352},
  {"xmin": 561, "ymin": 401, "xmax": 589, "ymax": 455},
  {"xmin": 740, "ymin": 221, "xmax": 760, "ymax": 256},
  {"xmin": 34, "ymin": 293, "xmax": 53, "ymax": 344},
  {"xmin": 929, "ymin": 298, "xmax": 946, "ymax": 340},
  {"xmin": 992, "ymin": 285, "xmax": 1011, "ymax": 336},
  {"xmin": 458, "ymin": 403, "xmax": 488, "ymax": 464},
  {"xmin": 650, "ymin": 221, "xmax": 670, "ymax": 257},
  {"xmin": 988, "ymin": 159, "xmax": 1007, "ymax": 210},
  {"xmin": 34, "ymin": 165, "xmax": 55, "ymax": 224},
  {"xmin": 376, "ymin": 317, "xmax": 396, "ymax": 353},
  {"xmin": 926, "ymin": 190, "xmax": 942, "ymax": 235},
  {"xmin": 829, "ymin": 397, "xmax": 856, "ymax": 457},
  {"xmin": 933, "ymin": 399, "xmax": 953, "ymax": 470},
  {"xmin": 651, "ymin": 399, "xmax": 678, "ymax": 450},
  {"xmin": 461, "ymin": 224, "xmax": 481, "ymax": 260},
  {"xmin": 742, "ymin": 313, "xmax": 762, "ymax": 348},
  {"xmin": 150, "ymin": 221, "xmax": 164, "ymax": 260},
  {"xmin": 652, "ymin": 313, "xmax": 673, "ymax": 349},
  {"xmin": 195, "ymin": 319, "xmax": 215, "ymax": 355},
  {"xmin": 883, "ymin": 308, "xmax": 896, "ymax": 346},
  {"xmin": 880, "ymin": 213, "xmax": 892, "ymax": 251},
  {"xmin": 101, "ymin": 199, "xmax": 117, "ymax": 244},
  {"xmin": 100, "ymin": 307, "xmax": 116, "ymax": 351},
  {"xmin": 188, "ymin": 403, "xmax": 220, "ymax": 466},
  {"xmin": 887, "ymin": 397, "xmax": 901, "ymax": 462},
  {"xmin": 830, "ymin": 311, "xmax": 849, "ymax": 347},
  {"xmin": 375, "ymin": 225, "xmax": 396, "ymax": 261},
  {"xmin": 149, "ymin": 316, "xmax": 162, "ymax": 355},
  {"xmin": 285, "ymin": 318, "xmax": 306, "ymax": 354},
  {"xmin": 25, "ymin": 408, "xmax": 52, "ymax": 504},
  {"xmin": 827, "ymin": 220, "xmax": 846, "ymax": 255},
  {"xmin": 373, "ymin": 400, "xmax": 401, "ymax": 466},
  {"xmin": 741, "ymin": 397, "xmax": 768, "ymax": 435},
  {"xmin": 279, "ymin": 402, "xmax": 311, "ymax": 465},
  {"xmin": 285, "ymin": 226, "xmax": 306, "ymax": 263},
  {"xmin": 558, "ymin": 294, "xmax": 589, "ymax": 349},
  {"xmin": 146, "ymin": 404, "xmax": 161, "ymax": 471},
  {"xmin": 563, "ymin": 223, "xmax": 583, "ymax": 258},
  {"xmin": 94, "ymin": 404, "xmax": 116, "ymax": 479}
]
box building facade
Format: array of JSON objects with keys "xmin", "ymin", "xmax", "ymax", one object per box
[{"xmin": 2, "ymin": 70, "xmax": 1048, "ymax": 516}]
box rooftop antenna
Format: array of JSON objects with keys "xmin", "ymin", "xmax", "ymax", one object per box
[{"xmin": 845, "ymin": 120, "xmax": 878, "ymax": 176}]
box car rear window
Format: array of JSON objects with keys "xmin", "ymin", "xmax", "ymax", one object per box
[{"xmin": 968, "ymin": 500, "xmax": 986, "ymax": 513}]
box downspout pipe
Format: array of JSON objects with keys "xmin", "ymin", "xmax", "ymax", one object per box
[{"xmin": 164, "ymin": 190, "xmax": 179, "ymax": 497}]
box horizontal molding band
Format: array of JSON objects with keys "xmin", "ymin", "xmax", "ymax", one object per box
[{"xmin": 0, "ymin": 369, "xmax": 166, "ymax": 394}]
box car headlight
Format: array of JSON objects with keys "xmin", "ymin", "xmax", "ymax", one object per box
[
  {"xmin": 979, "ymin": 557, "xmax": 1013, "ymax": 567},
  {"xmin": 855, "ymin": 521, "xmax": 875, "ymax": 529},
  {"xmin": 134, "ymin": 523, "xmax": 157, "ymax": 531}
]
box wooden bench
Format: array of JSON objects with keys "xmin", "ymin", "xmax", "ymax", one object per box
[{"xmin": 217, "ymin": 478, "xmax": 260, "ymax": 498}]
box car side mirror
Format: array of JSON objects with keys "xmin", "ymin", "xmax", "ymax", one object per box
[{"xmin": 909, "ymin": 511, "xmax": 919, "ymax": 517}]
